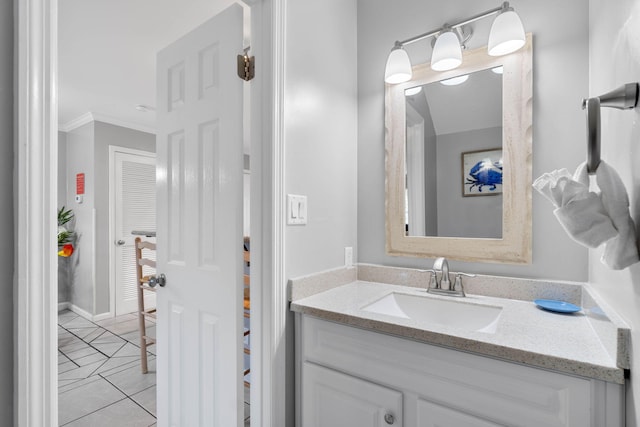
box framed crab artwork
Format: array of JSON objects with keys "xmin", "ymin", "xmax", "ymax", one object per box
[{"xmin": 461, "ymin": 148, "xmax": 503, "ymax": 197}]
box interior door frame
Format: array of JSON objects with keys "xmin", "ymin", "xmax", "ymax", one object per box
[
  {"xmin": 108, "ymin": 145, "xmax": 157, "ymax": 318},
  {"xmin": 15, "ymin": 0, "xmax": 288, "ymax": 426}
]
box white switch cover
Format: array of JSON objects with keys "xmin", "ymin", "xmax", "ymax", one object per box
[
  {"xmin": 344, "ymin": 247, "xmax": 353, "ymax": 268},
  {"xmin": 287, "ymin": 194, "xmax": 308, "ymax": 225}
]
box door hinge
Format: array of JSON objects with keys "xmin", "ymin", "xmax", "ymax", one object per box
[{"xmin": 237, "ymin": 47, "xmax": 255, "ymax": 81}]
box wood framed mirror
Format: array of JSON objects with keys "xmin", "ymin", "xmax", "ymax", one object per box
[{"xmin": 385, "ymin": 34, "xmax": 533, "ymax": 263}]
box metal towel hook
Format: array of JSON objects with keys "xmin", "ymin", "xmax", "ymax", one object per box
[{"xmin": 582, "ymin": 82, "xmax": 639, "ymax": 174}]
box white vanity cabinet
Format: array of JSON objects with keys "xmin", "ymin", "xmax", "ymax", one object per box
[
  {"xmin": 295, "ymin": 314, "xmax": 624, "ymax": 427},
  {"xmin": 302, "ymin": 362, "xmax": 403, "ymax": 426}
]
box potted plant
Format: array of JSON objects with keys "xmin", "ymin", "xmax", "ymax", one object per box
[{"xmin": 57, "ymin": 206, "xmax": 75, "ymax": 257}]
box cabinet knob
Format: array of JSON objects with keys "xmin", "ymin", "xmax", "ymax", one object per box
[{"xmin": 384, "ymin": 413, "xmax": 395, "ymax": 425}]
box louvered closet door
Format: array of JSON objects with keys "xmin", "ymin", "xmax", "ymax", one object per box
[{"xmin": 114, "ymin": 149, "xmax": 157, "ymax": 316}]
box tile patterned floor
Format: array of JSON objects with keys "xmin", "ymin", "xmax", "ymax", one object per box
[
  {"xmin": 58, "ymin": 310, "xmax": 251, "ymax": 426},
  {"xmin": 58, "ymin": 310, "xmax": 157, "ymax": 426}
]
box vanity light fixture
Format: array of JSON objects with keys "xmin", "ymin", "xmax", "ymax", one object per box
[
  {"xmin": 430, "ymin": 27, "xmax": 462, "ymax": 71},
  {"xmin": 384, "ymin": 1, "xmax": 525, "ymax": 83},
  {"xmin": 487, "ymin": 4, "xmax": 526, "ymax": 56},
  {"xmin": 384, "ymin": 42, "xmax": 413, "ymax": 84},
  {"xmin": 439, "ymin": 74, "xmax": 469, "ymax": 86},
  {"xmin": 405, "ymin": 86, "xmax": 423, "ymax": 96}
]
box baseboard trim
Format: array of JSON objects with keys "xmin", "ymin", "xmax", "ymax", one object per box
[
  {"xmin": 67, "ymin": 304, "xmax": 114, "ymax": 323},
  {"xmin": 58, "ymin": 302, "xmax": 71, "ymax": 312},
  {"xmin": 92, "ymin": 312, "xmax": 113, "ymax": 322},
  {"xmin": 68, "ymin": 304, "xmax": 93, "ymax": 321}
]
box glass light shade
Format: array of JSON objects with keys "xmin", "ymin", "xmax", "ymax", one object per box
[
  {"xmin": 488, "ymin": 10, "xmax": 526, "ymax": 56},
  {"xmin": 440, "ymin": 74, "xmax": 469, "ymax": 86},
  {"xmin": 385, "ymin": 47, "xmax": 412, "ymax": 84},
  {"xmin": 431, "ymin": 31, "xmax": 462, "ymax": 71}
]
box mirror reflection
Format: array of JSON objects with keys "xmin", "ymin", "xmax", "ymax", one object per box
[{"xmin": 404, "ymin": 67, "xmax": 503, "ymax": 238}]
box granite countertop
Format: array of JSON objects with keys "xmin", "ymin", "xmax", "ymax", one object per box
[{"xmin": 291, "ymin": 280, "xmax": 627, "ymax": 384}]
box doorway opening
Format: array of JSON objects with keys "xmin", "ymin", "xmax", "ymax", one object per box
[
  {"xmin": 16, "ymin": 0, "xmax": 288, "ymax": 423},
  {"xmin": 55, "ymin": 2, "xmax": 254, "ymax": 426}
]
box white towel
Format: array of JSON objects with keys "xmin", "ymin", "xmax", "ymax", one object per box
[
  {"xmin": 533, "ymin": 166, "xmax": 617, "ymax": 248},
  {"xmin": 553, "ymin": 193, "xmax": 618, "ymax": 248},
  {"xmin": 575, "ymin": 161, "xmax": 640, "ymax": 270},
  {"xmin": 533, "ymin": 168, "xmax": 589, "ymax": 208}
]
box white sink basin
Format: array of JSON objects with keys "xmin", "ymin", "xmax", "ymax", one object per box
[{"xmin": 361, "ymin": 292, "xmax": 502, "ymax": 333}]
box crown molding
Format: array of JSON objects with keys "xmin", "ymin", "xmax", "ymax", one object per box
[
  {"xmin": 58, "ymin": 112, "xmax": 94, "ymax": 132},
  {"xmin": 59, "ymin": 112, "xmax": 157, "ymax": 135}
]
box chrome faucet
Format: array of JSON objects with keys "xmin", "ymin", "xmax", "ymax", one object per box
[
  {"xmin": 433, "ymin": 257, "xmax": 451, "ymax": 290},
  {"xmin": 426, "ymin": 257, "xmax": 475, "ymax": 297}
]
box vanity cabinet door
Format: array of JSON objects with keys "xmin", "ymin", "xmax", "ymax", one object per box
[
  {"xmin": 417, "ymin": 399, "xmax": 502, "ymax": 427},
  {"xmin": 302, "ymin": 362, "xmax": 403, "ymax": 427}
]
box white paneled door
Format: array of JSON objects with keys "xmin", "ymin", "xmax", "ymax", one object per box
[
  {"xmin": 156, "ymin": 4, "xmax": 244, "ymax": 426},
  {"xmin": 112, "ymin": 148, "xmax": 157, "ymax": 316}
]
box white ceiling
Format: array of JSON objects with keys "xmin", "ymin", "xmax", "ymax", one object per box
[
  {"xmin": 58, "ymin": 0, "xmax": 242, "ymax": 133},
  {"xmin": 408, "ymin": 67, "xmax": 502, "ymax": 136}
]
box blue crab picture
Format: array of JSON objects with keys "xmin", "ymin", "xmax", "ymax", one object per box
[{"xmin": 462, "ymin": 150, "xmax": 503, "ymax": 196}]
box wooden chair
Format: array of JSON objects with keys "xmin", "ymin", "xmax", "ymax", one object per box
[
  {"xmin": 135, "ymin": 237, "xmax": 157, "ymax": 374},
  {"xmin": 243, "ymin": 237, "xmax": 251, "ymax": 388}
]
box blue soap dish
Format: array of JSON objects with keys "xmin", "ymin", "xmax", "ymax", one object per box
[{"xmin": 534, "ymin": 299, "xmax": 581, "ymax": 313}]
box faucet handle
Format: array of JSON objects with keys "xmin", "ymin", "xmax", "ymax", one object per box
[
  {"xmin": 456, "ymin": 272, "xmax": 476, "ymax": 278},
  {"xmin": 422, "ymin": 269, "xmax": 437, "ymax": 290},
  {"xmin": 452, "ymin": 272, "xmax": 476, "ymax": 296}
]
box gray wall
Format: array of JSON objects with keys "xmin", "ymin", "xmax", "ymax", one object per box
[
  {"xmin": 93, "ymin": 122, "xmax": 155, "ymax": 315},
  {"xmin": 357, "ymin": 0, "xmax": 589, "ymax": 280},
  {"xmin": 436, "ymin": 127, "xmax": 502, "ymax": 238},
  {"xmin": 1, "ymin": 0, "xmax": 12, "ymax": 422},
  {"xmin": 285, "ymin": 0, "xmax": 358, "ymax": 278},
  {"xmin": 65, "ymin": 123, "xmax": 96, "ymax": 313},
  {"xmin": 588, "ymin": 0, "xmax": 640, "ymax": 424},
  {"xmin": 285, "ymin": 1, "xmax": 358, "ymax": 425},
  {"xmin": 60, "ymin": 121, "xmax": 155, "ymax": 315},
  {"xmin": 58, "ymin": 132, "xmax": 70, "ymax": 303}
]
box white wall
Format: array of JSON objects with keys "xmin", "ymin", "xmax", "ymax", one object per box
[
  {"xmin": 0, "ymin": 0, "xmax": 12, "ymax": 421},
  {"xmin": 423, "ymin": 105, "xmax": 438, "ymax": 236},
  {"xmin": 357, "ymin": 0, "xmax": 589, "ymax": 280},
  {"xmin": 588, "ymin": 0, "xmax": 640, "ymax": 424},
  {"xmin": 285, "ymin": 0, "xmax": 358, "ymax": 278}
]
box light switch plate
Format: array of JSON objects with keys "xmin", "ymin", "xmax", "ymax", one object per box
[
  {"xmin": 344, "ymin": 247, "xmax": 353, "ymax": 268},
  {"xmin": 287, "ymin": 194, "xmax": 308, "ymax": 225}
]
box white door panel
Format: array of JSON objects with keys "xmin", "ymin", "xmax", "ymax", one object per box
[
  {"xmin": 156, "ymin": 4, "xmax": 244, "ymax": 426},
  {"xmin": 113, "ymin": 150, "xmax": 156, "ymax": 316}
]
